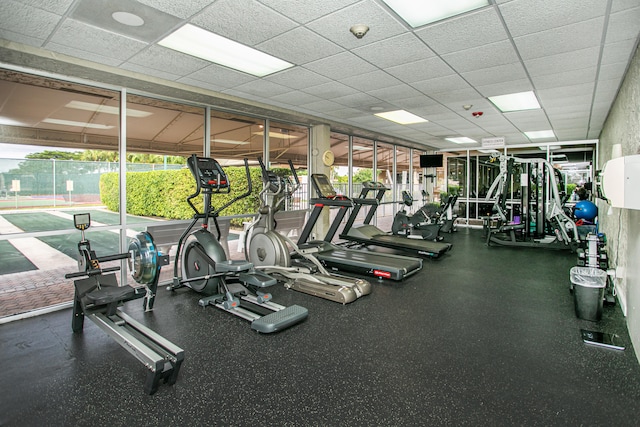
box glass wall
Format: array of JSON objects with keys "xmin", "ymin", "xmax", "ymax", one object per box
[
  {"xmin": 444, "ymin": 146, "xmax": 595, "ymax": 226},
  {"xmin": 329, "ymin": 132, "xmax": 349, "ymax": 194},
  {"xmin": 267, "ymin": 121, "xmax": 309, "ymax": 211},
  {"xmin": 0, "ymin": 68, "xmax": 316, "ymax": 316}
]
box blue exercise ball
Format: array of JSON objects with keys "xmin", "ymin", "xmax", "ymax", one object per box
[{"xmin": 574, "ymin": 200, "xmax": 598, "ymax": 221}]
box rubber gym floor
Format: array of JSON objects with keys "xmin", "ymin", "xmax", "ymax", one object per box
[{"xmin": 2, "ymin": 228, "xmax": 639, "ymax": 426}]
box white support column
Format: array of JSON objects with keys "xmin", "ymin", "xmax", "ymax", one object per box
[{"xmin": 310, "ymin": 124, "xmax": 331, "ymax": 240}]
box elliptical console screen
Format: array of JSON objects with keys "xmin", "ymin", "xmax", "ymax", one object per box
[
  {"xmin": 311, "ymin": 174, "xmax": 336, "ymax": 198},
  {"xmin": 189, "ymin": 156, "xmax": 229, "ymax": 189}
]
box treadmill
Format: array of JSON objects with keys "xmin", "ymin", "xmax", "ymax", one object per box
[
  {"xmin": 340, "ymin": 181, "xmax": 452, "ymax": 258},
  {"xmin": 296, "ymin": 174, "xmax": 422, "ymax": 281}
]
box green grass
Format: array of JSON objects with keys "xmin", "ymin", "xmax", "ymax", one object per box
[
  {"xmin": 41, "ymin": 231, "xmax": 121, "ymax": 260},
  {"xmin": 68, "ymin": 209, "xmax": 152, "ymax": 226},
  {"xmin": 0, "ymin": 240, "xmax": 37, "ymax": 275},
  {"xmin": 2, "ymin": 212, "xmax": 73, "ymax": 233}
]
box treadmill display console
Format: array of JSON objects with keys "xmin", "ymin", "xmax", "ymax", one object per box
[
  {"xmin": 362, "ymin": 181, "xmax": 388, "ymax": 190},
  {"xmin": 311, "ymin": 174, "xmax": 336, "ymax": 198}
]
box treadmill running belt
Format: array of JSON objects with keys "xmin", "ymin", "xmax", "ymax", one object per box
[{"xmin": 372, "ymin": 235, "xmax": 451, "ymax": 257}]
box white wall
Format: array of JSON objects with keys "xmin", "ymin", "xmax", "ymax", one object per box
[{"xmin": 597, "ymin": 43, "xmax": 640, "ymax": 362}]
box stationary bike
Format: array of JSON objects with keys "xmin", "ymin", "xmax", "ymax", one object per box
[
  {"xmin": 391, "ymin": 190, "xmax": 443, "ymax": 241},
  {"xmin": 245, "ymin": 158, "xmax": 371, "ymax": 304},
  {"xmin": 65, "ymin": 213, "xmax": 184, "ymax": 395},
  {"xmin": 169, "ymin": 154, "xmax": 308, "ymax": 333}
]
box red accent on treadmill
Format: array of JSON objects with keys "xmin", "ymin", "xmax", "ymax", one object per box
[
  {"xmin": 373, "ymin": 270, "xmax": 392, "ymax": 279},
  {"xmin": 314, "ymin": 203, "xmax": 325, "ymax": 207}
]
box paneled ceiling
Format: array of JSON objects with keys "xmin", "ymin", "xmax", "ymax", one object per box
[{"xmin": 0, "ymin": 0, "xmax": 639, "ymax": 151}]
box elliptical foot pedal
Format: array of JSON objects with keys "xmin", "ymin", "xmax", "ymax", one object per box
[
  {"xmin": 250, "ymin": 305, "xmax": 308, "ymax": 333},
  {"xmin": 216, "ymin": 260, "xmax": 254, "ymax": 272},
  {"xmin": 239, "ymin": 271, "xmax": 277, "ymax": 288}
]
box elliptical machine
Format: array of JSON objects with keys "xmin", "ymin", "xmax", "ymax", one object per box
[
  {"xmin": 169, "ymin": 154, "xmax": 308, "ymax": 333},
  {"xmin": 65, "ymin": 213, "xmax": 184, "ymax": 395},
  {"xmin": 246, "ymin": 157, "xmax": 371, "ymax": 304},
  {"xmin": 391, "ymin": 190, "xmax": 443, "ymax": 241}
]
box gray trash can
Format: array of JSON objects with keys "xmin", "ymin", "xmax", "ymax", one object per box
[{"xmin": 570, "ymin": 267, "xmax": 607, "ymax": 321}]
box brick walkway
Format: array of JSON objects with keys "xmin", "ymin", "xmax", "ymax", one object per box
[{"xmin": 0, "ymin": 239, "xmax": 247, "ymax": 320}]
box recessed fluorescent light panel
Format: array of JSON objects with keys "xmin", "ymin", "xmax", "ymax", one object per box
[
  {"xmin": 159, "ymin": 24, "xmax": 294, "ymax": 77},
  {"xmin": 539, "ymin": 145, "xmax": 561, "ymax": 151},
  {"xmin": 375, "ymin": 110, "xmax": 428, "ymax": 125},
  {"xmin": 525, "ymin": 130, "xmax": 555, "ymax": 139},
  {"xmin": 66, "ymin": 101, "xmax": 152, "ymax": 118},
  {"xmin": 382, "ymin": 0, "xmax": 489, "ymax": 27},
  {"xmin": 446, "ymin": 137, "xmax": 477, "ymax": 144},
  {"xmin": 213, "ymin": 139, "xmax": 250, "ymax": 145},
  {"xmin": 488, "ymin": 91, "xmax": 541, "ymax": 112},
  {"xmin": 253, "ymin": 131, "xmax": 295, "ymax": 139},
  {"xmin": 42, "ymin": 118, "xmax": 114, "ymax": 129}
]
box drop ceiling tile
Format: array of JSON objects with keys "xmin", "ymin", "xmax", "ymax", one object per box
[
  {"xmin": 541, "ymin": 94, "xmax": 593, "ymax": 111},
  {"xmin": 595, "ymin": 78, "xmax": 623, "ymax": 95},
  {"xmin": 333, "ymin": 92, "xmax": 384, "ymax": 109},
  {"xmin": 324, "ymin": 107, "xmax": 367, "ymax": 119},
  {"xmin": 605, "ymin": 7, "xmax": 640, "ymax": 44},
  {"xmin": 503, "ymin": 109, "xmax": 551, "ymax": 129},
  {"xmin": 367, "ymin": 85, "xmax": 430, "ymax": 103},
  {"xmin": 298, "ymin": 99, "xmax": 345, "ymax": 115},
  {"xmin": 186, "ymin": 64, "xmax": 256, "ymax": 89},
  {"xmin": 549, "ymin": 117, "xmax": 589, "ymax": 129},
  {"xmin": 499, "ymin": 0, "xmax": 606, "ymax": 37},
  {"xmin": 524, "ymin": 47, "xmax": 599, "ymax": 77},
  {"xmin": 0, "ymin": 0, "xmax": 60, "ymax": 39},
  {"xmin": 264, "ymin": 68, "xmax": 332, "ymax": 90},
  {"xmin": 125, "ymin": 45, "xmax": 210, "ymax": 76},
  {"xmin": 386, "ymin": 57, "xmax": 454, "ymax": 84},
  {"xmin": 429, "ymin": 88, "xmax": 479, "ymax": 105},
  {"xmin": 601, "ymin": 39, "xmax": 638, "ymax": 65},
  {"xmin": 257, "ymin": 27, "xmax": 342, "ymax": 65},
  {"xmin": 258, "ymin": 0, "xmax": 360, "ymax": 24},
  {"xmin": 137, "ymin": 0, "xmax": 216, "ymax": 19},
  {"xmin": 513, "ymin": 18, "xmax": 605, "ymax": 60},
  {"xmin": 415, "ymin": 8, "xmax": 509, "ymax": 55},
  {"xmin": 352, "ymin": 33, "xmax": 435, "ymax": 69},
  {"xmin": 48, "ymin": 19, "xmax": 148, "ymax": 61},
  {"xmin": 462, "ymin": 62, "xmax": 527, "ymax": 87},
  {"xmin": 611, "ymin": 0, "xmax": 640, "ymax": 12},
  {"xmin": 441, "ymin": 40, "xmax": 520, "ymax": 73},
  {"xmin": 229, "ymin": 79, "xmax": 290, "ymax": 98},
  {"xmin": 412, "ymin": 74, "xmax": 470, "ymax": 95},
  {"xmin": 301, "ymin": 80, "xmax": 360, "ymax": 99},
  {"xmin": 270, "ymin": 90, "xmax": 322, "ymax": 107},
  {"xmin": 538, "ymin": 83, "xmax": 594, "ymax": 100},
  {"xmin": 304, "ymin": 52, "xmax": 377, "ymax": 80},
  {"xmin": 394, "ymin": 96, "xmax": 439, "ymax": 110},
  {"xmin": 306, "ymin": 1, "xmax": 406, "ymax": 50},
  {"xmin": 339, "ymin": 70, "xmax": 402, "ymax": 92},
  {"xmin": 598, "ymin": 61, "xmax": 628, "ymax": 82},
  {"xmin": 18, "ymin": 0, "xmax": 74, "ymax": 14},
  {"xmin": 556, "ymin": 128, "xmax": 589, "ymax": 140},
  {"xmin": 192, "ymin": 0, "xmax": 297, "ymax": 46},
  {"xmin": 531, "ymin": 67, "xmax": 597, "ymax": 90},
  {"xmin": 587, "ymin": 129, "xmax": 601, "ymax": 139}
]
